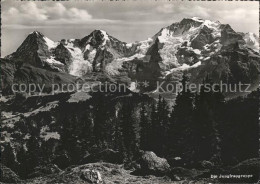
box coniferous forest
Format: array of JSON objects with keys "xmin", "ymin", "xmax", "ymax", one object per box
[{"xmin": 1, "ymin": 75, "xmax": 259, "ymax": 183}]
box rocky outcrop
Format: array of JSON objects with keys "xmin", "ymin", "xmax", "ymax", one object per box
[
  {"xmin": 0, "ymin": 59, "xmax": 16, "ymax": 95},
  {"xmin": 188, "ymin": 44, "xmax": 260, "ymax": 88},
  {"xmin": 80, "ymin": 169, "xmax": 103, "ymax": 183},
  {"xmin": 200, "ymin": 160, "xmax": 214, "ymax": 169},
  {"xmin": 191, "ymin": 26, "xmax": 214, "ymax": 49},
  {"xmin": 54, "ymin": 43, "xmax": 72, "ymax": 66},
  {"xmin": 134, "ymin": 151, "xmax": 171, "ymax": 176},
  {"xmin": 23, "ymin": 163, "xmax": 174, "ymax": 184},
  {"xmin": 220, "ymin": 24, "xmax": 245, "ymax": 45},
  {"xmin": 93, "ymin": 49, "xmax": 114, "ymax": 72},
  {"xmin": 167, "ymin": 18, "xmax": 203, "ymax": 34}
]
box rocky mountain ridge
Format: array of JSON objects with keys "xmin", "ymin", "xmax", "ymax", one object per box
[{"xmin": 2, "ymin": 17, "xmax": 260, "ymax": 96}]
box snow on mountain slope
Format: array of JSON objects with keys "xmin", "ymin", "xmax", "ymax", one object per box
[
  {"xmin": 135, "ymin": 38, "xmax": 154, "ymax": 55},
  {"xmin": 46, "ymin": 56, "xmax": 65, "ymax": 71},
  {"xmin": 65, "ymin": 41, "xmax": 92, "ymax": 76},
  {"xmin": 155, "ymin": 17, "xmax": 222, "ymax": 72},
  {"xmin": 191, "ymin": 17, "xmax": 204, "ymax": 22},
  {"xmin": 243, "ymin": 32, "xmax": 259, "ymax": 52},
  {"xmin": 105, "ymin": 53, "xmax": 144, "ymax": 75},
  {"xmin": 43, "ymin": 36, "xmax": 58, "ymax": 50},
  {"xmin": 100, "ymin": 30, "xmax": 110, "ymax": 46},
  {"xmin": 165, "ymin": 61, "xmax": 202, "ymax": 76}
]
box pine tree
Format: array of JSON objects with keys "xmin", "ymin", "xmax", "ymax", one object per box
[
  {"xmin": 152, "ymin": 95, "xmax": 170, "ymax": 156},
  {"xmin": 140, "ymin": 103, "xmax": 149, "ymax": 151},
  {"xmin": 93, "ymin": 94, "xmax": 106, "ymax": 146},
  {"xmin": 169, "ymin": 74, "xmax": 194, "ymax": 161},
  {"xmin": 114, "ymin": 116, "xmax": 125, "ymax": 153},
  {"xmin": 16, "ymin": 147, "xmax": 28, "ymax": 178},
  {"xmin": 192, "ymin": 76, "xmax": 225, "ymax": 163},
  {"xmin": 24, "ymin": 134, "xmax": 41, "ymax": 177},
  {"xmin": 119, "ymin": 100, "xmax": 137, "ymax": 162},
  {"xmin": 160, "ymin": 97, "xmax": 170, "ymax": 156},
  {"xmin": 79, "ymin": 111, "xmax": 94, "ymax": 152},
  {"xmin": 150, "ymin": 102, "xmax": 159, "ymax": 153},
  {"xmin": 2, "ymin": 144, "xmax": 16, "ymax": 171}
]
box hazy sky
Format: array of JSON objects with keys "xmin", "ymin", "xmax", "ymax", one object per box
[{"xmin": 1, "ymin": 0, "xmax": 259, "ymax": 57}]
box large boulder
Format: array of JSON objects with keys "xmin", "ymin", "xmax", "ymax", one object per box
[
  {"xmin": 134, "ymin": 151, "xmax": 170, "ymax": 176},
  {"xmin": 80, "ymin": 169, "xmax": 103, "ymax": 184},
  {"xmin": 0, "ymin": 164, "xmax": 21, "ymax": 183}
]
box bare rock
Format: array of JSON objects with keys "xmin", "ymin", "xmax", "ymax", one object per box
[
  {"xmin": 80, "ymin": 169, "xmax": 103, "ymax": 184},
  {"xmin": 134, "ymin": 151, "xmax": 170, "ymax": 176},
  {"xmin": 200, "ymin": 160, "xmax": 214, "ymax": 169}
]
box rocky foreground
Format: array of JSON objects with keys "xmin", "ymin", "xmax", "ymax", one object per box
[
  {"xmin": 2, "ymin": 163, "xmax": 212, "ymax": 184},
  {"xmin": 1, "ymin": 151, "xmax": 259, "ymax": 184}
]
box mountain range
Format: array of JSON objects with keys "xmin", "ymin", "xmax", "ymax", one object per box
[
  {"xmin": 1, "ymin": 17, "xmax": 260, "ymax": 96},
  {"xmin": 1, "ymin": 17, "xmax": 260, "ymax": 183}
]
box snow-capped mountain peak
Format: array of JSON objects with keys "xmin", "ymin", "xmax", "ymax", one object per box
[
  {"xmin": 191, "ymin": 17, "xmax": 204, "ymax": 22},
  {"xmin": 29, "ymin": 31, "xmax": 38, "ymax": 36},
  {"xmin": 85, "ymin": 29, "xmax": 111, "ymax": 47},
  {"xmin": 27, "ymin": 31, "xmax": 58, "ymax": 49}
]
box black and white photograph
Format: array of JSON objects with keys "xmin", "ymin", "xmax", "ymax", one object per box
[{"xmin": 1, "ymin": 0, "xmax": 259, "ymax": 183}]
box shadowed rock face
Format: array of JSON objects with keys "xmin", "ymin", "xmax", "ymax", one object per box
[
  {"xmin": 7, "ymin": 31, "xmax": 52, "ymax": 68},
  {"xmin": 220, "ymin": 24, "xmax": 245, "ymax": 45},
  {"xmin": 0, "ymin": 58, "xmax": 77, "ymax": 95},
  {"xmin": 167, "ymin": 18, "xmax": 203, "ymax": 34},
  {"xmin": 54, "ymin": 44, "xmax": 72, "ymax": 67},
  {"xmin": 191, "ymin": 26, "xmax": 214, "ymax": 49}
]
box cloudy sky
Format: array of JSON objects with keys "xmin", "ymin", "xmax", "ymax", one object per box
[{"xmin": 1, "ymin": 0, "xmax": 259, "ymax": 57}]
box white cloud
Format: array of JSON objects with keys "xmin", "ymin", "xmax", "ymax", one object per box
[
  {"xmin": 156, "ymin": 4, "xmax": 210, "ymax": 18},
  {"xmin": 46, "ymin": 3, "xmax": 92, "ymax": 20},
  {"xmin": 156, "ymin": 4, "xmax": 175, "ymax": 14},
  {"xmin": 3, "ymin": 2, "xmax": 117, "ymax": 27},
  {"xmin": 155, "ymin": 3, "xmax": 258, "ymax": 35},
  {"xmin": 215, "ymin": 8, "xmax": 259, "ymax": 35},
  {"xmin": 179, "ymin": 5, "xmax": 210, "ymax": 18}
]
